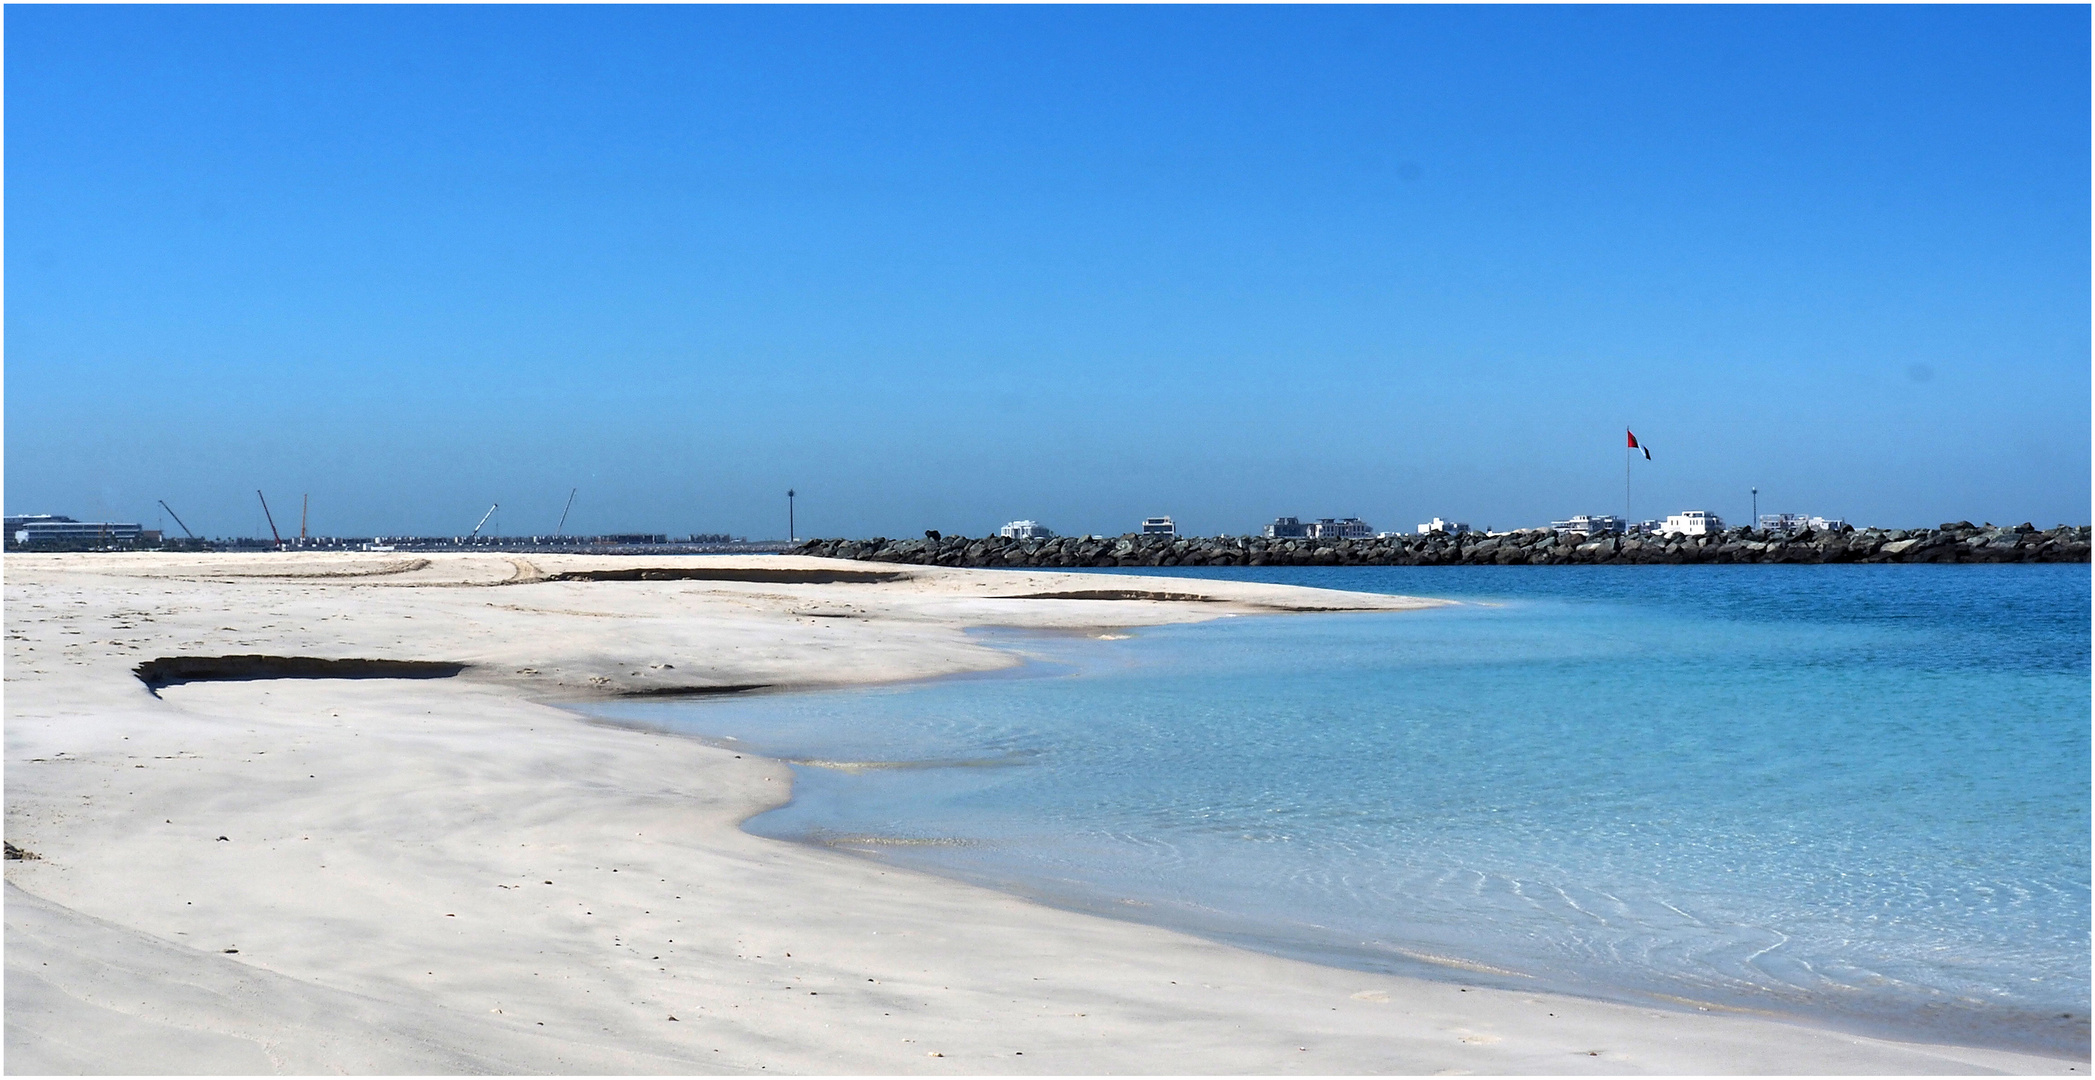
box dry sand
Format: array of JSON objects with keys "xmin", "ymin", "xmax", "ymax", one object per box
[{"xmin": 4, "ymin": 551, "xmax": 2078, "ymax": 1074}]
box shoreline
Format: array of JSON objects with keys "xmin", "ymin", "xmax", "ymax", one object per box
[
  {"xmin": 586, "ymin": 622, "xmax": 2086, "ymax": 1063},
  {"xmin": 6, "ymin": 551, "xmax": 2081, "ymax": 1073}
]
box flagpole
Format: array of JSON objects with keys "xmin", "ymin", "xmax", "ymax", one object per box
[{"xmin": 1625, "ymin": 430, "xmax": 1631, "ymax": 526}]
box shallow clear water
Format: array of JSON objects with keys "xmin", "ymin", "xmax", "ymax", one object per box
[{"xmin": 590, "ymin": 565, "xmax": 2090, "ymax": 1055}]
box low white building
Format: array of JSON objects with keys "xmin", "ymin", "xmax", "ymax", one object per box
[
  {"xmin": 1417, "ymin": 517, "xmax": 1470, "ymax": 535},
  {"xmin": 1267, "ymin": 516, "xmax": 1375, "ymax": 539},
  {"xmin": 1307, "ymin": 517, "xmax": 1374, "ymax": 539},
  {"xmin": 7, "ymin": 514, "xmax": 144, "ymax": 545},
  {"xmin": 1550, "ymin": 514, "xmax": 1624, "ymax": 536},
  {"xmin": 1662, "ymin": 510, "xmax": 1724, "ymax": 537},
  {"xmin": 1759, "ymin": 513, "xmax": 1846, "ymax": 534},
  {"xmin": 1000, "ymin": 520, "xmax": 1055, "ymax": 540},
  {"xmin": 1140, "ymin": 516, "xmax": 1177, "ymax": 537}
]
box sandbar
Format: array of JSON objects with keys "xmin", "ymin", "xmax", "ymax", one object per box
[{"xmin": 4, "ymin": 552, "xmax": 2076, "ymax": 1073}]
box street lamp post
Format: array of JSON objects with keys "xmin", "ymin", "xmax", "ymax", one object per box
[
  {"xmin": 787, "ymin": 489, "xmax": 796, "ymax": 543},
  {"xmin": 1751, "ymin": 487, "xmax": 1759, "ymax": 532}
]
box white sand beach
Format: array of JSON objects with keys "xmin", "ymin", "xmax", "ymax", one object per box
[{"xmin": 4, "ymin": 552, "xmax": 2077, "ymax": 1074}]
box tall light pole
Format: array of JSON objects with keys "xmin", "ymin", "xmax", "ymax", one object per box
[
  {"xmin": 787, "ymin": 489, "xmax": 796, "ymax": 543},
  {"xmin": 1751, "ymin": 487, "xmax": 1759, "ymax": 531}
]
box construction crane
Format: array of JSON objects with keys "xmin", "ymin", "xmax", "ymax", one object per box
[
  {"xmin": 256, "ymin": 490, "xmax": 284, "ymax": 549},
  {"xmin": 469, "ymin": 503, "xmax": 498, "ymax": 542},
  {"xmin": 554, "ymin": 488, "xmax": 577, "ymax": 537},
  {"xmin": 157, "ymin": 500, "xmax": 197, "ymax": 540}
]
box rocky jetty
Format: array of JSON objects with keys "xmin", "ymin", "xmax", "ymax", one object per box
[{"xmin": 794, "ymin": 523, "xmax": 2090, "ymax": 568}]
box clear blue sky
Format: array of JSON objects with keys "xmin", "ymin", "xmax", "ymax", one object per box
[{"xmin": 8, "ymin": 5, "xmax": 2087, "ymax": 539}]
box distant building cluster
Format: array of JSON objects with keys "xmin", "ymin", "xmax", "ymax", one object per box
[
  {"xmin": 1264, "ymin": 516, "xmax": 1375, "ymax": 540},
  {"xmin": 1532, "ymin": 510, "xmax": 1845, "ymax": 539},
  {"xmin": 1758, "ymin": 513, "xmax": 1847, "ymax": 534},
  {"xmin": 1550, "ymin": 514, "xmax": 1624, "ymax": 536},
  {"xmin": 993, "ymin": 515, "xmax": 1382, "ymax": 541},
  {"xmin": 981, "ymin": 510, "xmax": 1807, "ymax": 542},
  {"xmin": 5, "ymin": 502, "xmax": 1863, "ymax": 553},
  {"xmin": 363, "ymin": 533, "xmax": 673, "ymax": 551},
  {"xmin": 4, "ymin": 512, "xmax": 757, "ymax": 553},
  {"xmin": 7, "ymin": 514, "xmax": 154, "ymax": 547}
]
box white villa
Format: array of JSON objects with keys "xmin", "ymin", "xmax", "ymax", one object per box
[
  {"xmin": 1268, "ymin": 516, "xmax": 1376, "ymax": 539},
  {"xmin": 1662, "ymin": 510, "xmax": 1724, "ymax": 537},
  {"xmin": 1000, "ymin": 520, "xmax": 1055, "ymax": 540},
  {"xmin": 1549, "ymin": 514, "xmax": 1624, "ymax": 535},
  {"xmin": 1416, "ymin": 517, "xmax": 1471, "ymax": 535},
  {"xmin": 1759, "ymin": 513, "xmax": 1848, "ymax": 534}
]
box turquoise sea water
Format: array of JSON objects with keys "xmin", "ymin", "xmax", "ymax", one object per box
[{"xmin": 590, "ymin": 565, "xmax": 2090, "ymax": 1056}]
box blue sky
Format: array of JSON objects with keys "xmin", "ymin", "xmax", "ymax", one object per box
[{"xmin": 8, "ymin": 5, "xmax": 2087, "ymax": 539}]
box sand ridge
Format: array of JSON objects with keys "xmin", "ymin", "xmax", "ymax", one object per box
[{"xmin": 4, "ymin": 552, "xmax": 2077, "ymax": 1073}]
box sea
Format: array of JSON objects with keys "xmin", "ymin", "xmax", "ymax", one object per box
[{"xmin": 587, "ymin": 564, "xmax": 2090, "ymax": 1057}]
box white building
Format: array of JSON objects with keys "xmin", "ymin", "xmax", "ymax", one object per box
[
  {"xmin": 7, "ymin": 514, "xmax": 144, "ymax": 545},
  {"xmin": 1306, "ymin": 517, "xmax": 1374, "ymax": 539},
  {"xmin": 1140, "ymin": 516, "xmax": 1177, "ymax": 537},
  {"xmin": 1759, "ymin": 513, "xmax": 1846, "ymax": 534},
  {"xmin": 1417, "ymin": 517, "xmax": 1471, "ymax": 535},
  {"xmin": 1267, "ymin": 516, "xmax": 1375, "ymax": 539},
  {"xmin": 1550, "ymin": 514, "xmax": 1624, "ymax": 535},
  {"xmin": 1000, "ymin": 520, "xmax": 1055, "ymax": 540},
  {"xmin": 1662, "ymin": 510, "xmax": 1724, "ymax": 537}
]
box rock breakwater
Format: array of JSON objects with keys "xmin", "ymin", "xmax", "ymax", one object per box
[{"xmin": 794, "ymin": 523, "xmax": 2090, "ymax": 568}]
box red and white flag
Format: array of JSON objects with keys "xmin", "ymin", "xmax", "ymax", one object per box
[{"xmin": 1627, "ymin": 430, "xmax": 1650, "ymax": 460}]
